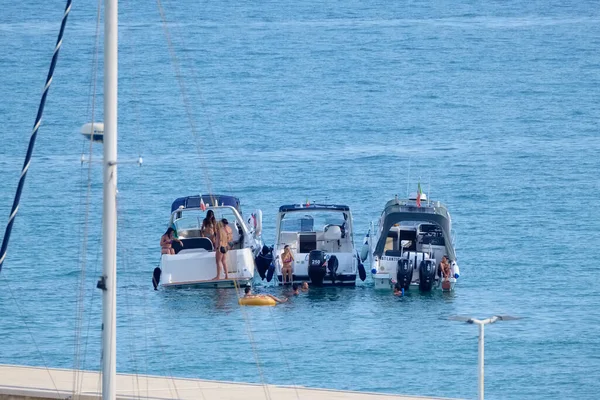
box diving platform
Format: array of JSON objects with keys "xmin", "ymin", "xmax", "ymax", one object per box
[{"xmin": 0, "ymin": 364, "xmax": 460, "ymax": 400}]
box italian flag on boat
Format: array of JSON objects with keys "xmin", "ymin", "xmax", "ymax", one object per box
[
  {"xmin": 200, "ymin": 196, "xmax": 206, "ymax": 211},
  {"xmin": 416, "ymin": 182, "xmax": 422, "ymax": 207}
]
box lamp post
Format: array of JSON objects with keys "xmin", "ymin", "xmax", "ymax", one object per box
[{"xmin": 449, "ymin": 315, "xmax": 520, "ymax": 400}]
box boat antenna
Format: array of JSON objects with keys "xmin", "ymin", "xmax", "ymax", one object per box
[
  {"xmin": 0, "ymin": 0, "xmax": 72, "ymax": 273},
  {"xmin": 427, "ymin": 171, "xmax": 431, "ymax": 206},
  {"xmin": 406, "ymin": 157, "xmax": 411, "ymax": 198}
]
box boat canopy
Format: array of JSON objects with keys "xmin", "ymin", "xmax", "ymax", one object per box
[
  {"xmin": 373, "ymin": 199, "xmax": 456, "ymax": 261},
  {"xmin": 171, "ymin": 195, "xmax": 241, "ymax": 213},
  {"xmin": 279, "ymin": 204, "xmax": 350, "ymax": 212}
]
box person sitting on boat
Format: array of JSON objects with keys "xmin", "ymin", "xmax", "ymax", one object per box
[
  {"xmin": 213, "ymin": 218, "xmax": 234, "ymax": 280},
  {"xmin": 243, "ymin": 286, "xmax": 287, "ymax": 303},
  {"xmin": 281, "ymin": 245, "xmax": 294, "ymax": 285},
  {"xmin": 160, "ymin": 227, "xmax": 183, "ymax": 255},
  {"xmin": 301, "ymin": 281, "xmax": 309, "ymax": 292},
  {"xmin": 439, "ymin": 255, "xmax": 451, "ymax": 280},
  {"xmin": 200, "ymin": 210, "xmax": 217, "ymax": 247}
]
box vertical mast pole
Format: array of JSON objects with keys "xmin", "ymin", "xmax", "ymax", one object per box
[
  {"xmin": 102, "ymin": 0, "xmax": 118, "ymax": 398},
  {"xmin": 478, "ymin": 322, "xmax": 485, "ymax": 400}
]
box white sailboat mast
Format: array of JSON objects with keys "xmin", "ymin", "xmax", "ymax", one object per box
[{"xmin": 101, "ymin": 0, "xmax": 118, "ymax": 398}]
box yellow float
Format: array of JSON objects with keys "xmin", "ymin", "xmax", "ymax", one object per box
[{"xmin": 238, "ymin": 296, "xmax": 277, "ymax": 306}]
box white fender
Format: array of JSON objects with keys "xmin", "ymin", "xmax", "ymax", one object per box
[
  {"xmin": 360, "ymin": 243, "xmax": 369, "ymax": 262},
  {"xmin": 253, "ymin": 209, "xmax": 263, "ymax": 237},
  {"xmin": 452, "ymin": 261, "xmax": 460, "ymax": 278}
]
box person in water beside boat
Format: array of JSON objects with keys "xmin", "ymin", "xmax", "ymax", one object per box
[
  {"xmin": 244, "ymin": 286, "xmax": 287, "ymax": 303},
  {"xmin": 291, "ymin": 283, "xmax": 300, "ymax": 295},
  {"xmin": 160, "ymin": 227, "xmax": 183, "ymax": 255},
  {"xmin": 393, "ymin": 283, "xmax": 404, "ymax": 297},
  {"xmin": 281, "ymin": 245, "xmax": 294, "ymax": 285},
  {"xmin": 200, "ymin": 210, "xmax": 217, "ymax": 247},
  {"xmin": 213, "ymin": 218, "xmax": 233, "ymax": 280},
  {"xmin": 301, "ymin": 281, "xmax": 309, "ymax": 292}
]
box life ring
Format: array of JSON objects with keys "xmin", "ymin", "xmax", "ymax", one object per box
[{"xmin": 238, "ymin": 296, "xmax": 277, "ymax": 306}]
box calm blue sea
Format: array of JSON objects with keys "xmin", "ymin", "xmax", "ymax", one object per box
[{"xmin": 1, "ymin": 1, "xmax": 600, "ymax": 399}]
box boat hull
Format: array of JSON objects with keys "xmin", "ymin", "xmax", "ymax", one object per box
[
  {"xmin": 160, "ymin": 248, "xmax": 255, "ymax": 288},
  {"xmin": 276, "ymin": 252, "xmax": 358, "ymax": 286},
  {"xmin": 162, "ymin": 278, "xmax": 253, "ymax": 289},
  {"xmin": 277, "ymin": 273, "xmax": 357, "ymax": 286},
  {"xmin": 373, "ymin": 272, "xmax": 456, "ymax": 292}
]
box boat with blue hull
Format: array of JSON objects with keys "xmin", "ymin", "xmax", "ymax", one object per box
[{"xmin": 156, "ymin": 194, "xmax": 263, "ymax": 288}]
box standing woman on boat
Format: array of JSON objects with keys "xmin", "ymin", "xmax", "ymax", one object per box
[
  {"xmin": 201, "ymin": 210, "xmax": 217, "ymax": 247},
  {"xmin": 214, "ymin": 218, "xmax": 233, "ymax": 280},
  {"xmin": 281, "ymin": 245, "xmax": 294, "ymax": 284},
  {"xmin": 160, "ymin": 227, "xmax": 183, "ymax": 255}
]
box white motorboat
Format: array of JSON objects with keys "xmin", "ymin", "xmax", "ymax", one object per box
[
  {"xmin": 156, "ymin": 194, "xmax": 263, "ymax": 288},
  {"xmin": 361, "ymin": 194, "xmax": 460, "ymax": 292},
  {"xmin": 80, "ymin": 122, "xmax": 104, "ymax": 142},
  {"xmin": 270, "ymin": 203, "xmax": 366, "ymax": 286}
]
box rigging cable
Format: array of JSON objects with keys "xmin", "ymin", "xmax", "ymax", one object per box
[
  {"xmin": 0, "ymin": 0, "xmax": 72, "ymax": 270},
  {"xmin": 153, "ymin": 3, "xmax": 271, "ymax": 398},
  {"xmin": 0, "ymin": 1, "xmax": 72, "ymax": 397},
  {"xmin": 72, "ymin": 0, "xmax": 103, "ymax": 398},
  {"xmin": 153, "ymin": 4, "xmax": 301, "ymax": 398},
  {"xmin": 154, "ymin": 0, "xmax": 214, "ymax": 197}
]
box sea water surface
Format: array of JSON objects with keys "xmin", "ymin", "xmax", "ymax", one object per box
[{"xmin": 1, "ymin": 1, "xmax": 599, "ymax": 399}]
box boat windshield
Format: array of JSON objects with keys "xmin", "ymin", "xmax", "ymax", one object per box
[
  {"xmin": 279, "ymin": 211, "xmax": 347, "ymax": 233},
  {"xmin": 173, "ymin": 208, "xmax": 242, "ymax": 238}
]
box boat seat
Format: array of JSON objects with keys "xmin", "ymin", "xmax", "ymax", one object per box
[
  {"xmin": 178, "ymin": 229, "xmax": 202, "ymax": 239},
  {"xmin": 173, "ymin": 237, "xmax": 213, "ymax": 254}
]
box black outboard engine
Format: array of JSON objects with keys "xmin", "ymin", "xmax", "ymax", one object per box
[
  {"xmin": 254, "ymin": 245, "xmax": 273, "ymax": 280},
  {"xmin": 396, "ymin": 259, "xmax": 412, "ymax": 290},
  {"xmin": 308, "ymin": 250, "xmax": 327, "ymax": 286},
  {"xmin": 327, "ymin": 255, "xmax": 339, "ymax": 284},
  {"xmin": 419, "ymin": 259, "xmax": 437, "ymax": 291}
]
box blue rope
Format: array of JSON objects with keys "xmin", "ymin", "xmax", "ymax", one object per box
[{"xmin": 0, "ymin": 0, "xmax": 72, "ymax": 273}]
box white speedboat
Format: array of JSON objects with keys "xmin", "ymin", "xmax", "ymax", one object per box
[
  {"xmin": 156, "ymin": 194, "xmax": 263, "ymax": 288},
  {"xmin": 362, "ymin": 194, "xmax": 460, "ymax": 292},
  {"xmin": 272, "ymin": 203, "xmax": 366, "ymax": 286}
]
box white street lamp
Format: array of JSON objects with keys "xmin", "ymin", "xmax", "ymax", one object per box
[{"xmin": 449, "ymin": 315, "xmax": 520, "ymax": 400}]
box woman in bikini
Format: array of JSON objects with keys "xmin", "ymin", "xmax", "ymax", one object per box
[
  {"xmin": 281, "ymin": 245, "xmax": 294, "ymax": 285},
  {"xmin": 439, "ymin": 255, "xmax": 451, "ymax": 280},
  {"xmin": 200, "ymin": 210, "xmax": 217, "ymax": 247},
  {"xmin": 213, "ymin": 219, "xmax": 233, "ymax": 280},
  {"xmin": 160, "ymin": 227, "xmax": 182, "ymax": 255}
]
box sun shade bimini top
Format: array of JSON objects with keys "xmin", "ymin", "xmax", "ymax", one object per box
[
  {"xmin": 171, "ymin": 195, "xmax": 241, "ymax": 213},
  {"xmin": 278, "ymin": 204, "xmax": 350, "ymax": 212},
  {"xmin": 373, "ymin": 198, "xmax": 456, "ymax": 261}
]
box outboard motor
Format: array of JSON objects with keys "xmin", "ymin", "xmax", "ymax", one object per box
[
  {"xmin": 419, "ymin": 259, "xmax": 437, "ymax": 291},
  {"xmin": 254, "ymin": 245, "xmax": 273, "ymax": 280},
  {"xmin": 308, "ymin": 250, "xmax": 327, "ymax": 286},
  {"xmin": 396, "ymin": 259, "xmax": 412, "ymax": 290},
  {"xmin": 327, "ymin": 255, "xmax": 339, "ymax": 284}
]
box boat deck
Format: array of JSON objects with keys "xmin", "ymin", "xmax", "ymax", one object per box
[{"xmin": 0, "ymin": 364, "xmax": 460, "ymax": 400}]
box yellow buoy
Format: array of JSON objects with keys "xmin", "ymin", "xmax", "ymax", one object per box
[{"xmin": 238, "ymin": 296, "xmax": 277, "ymax": 306}]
